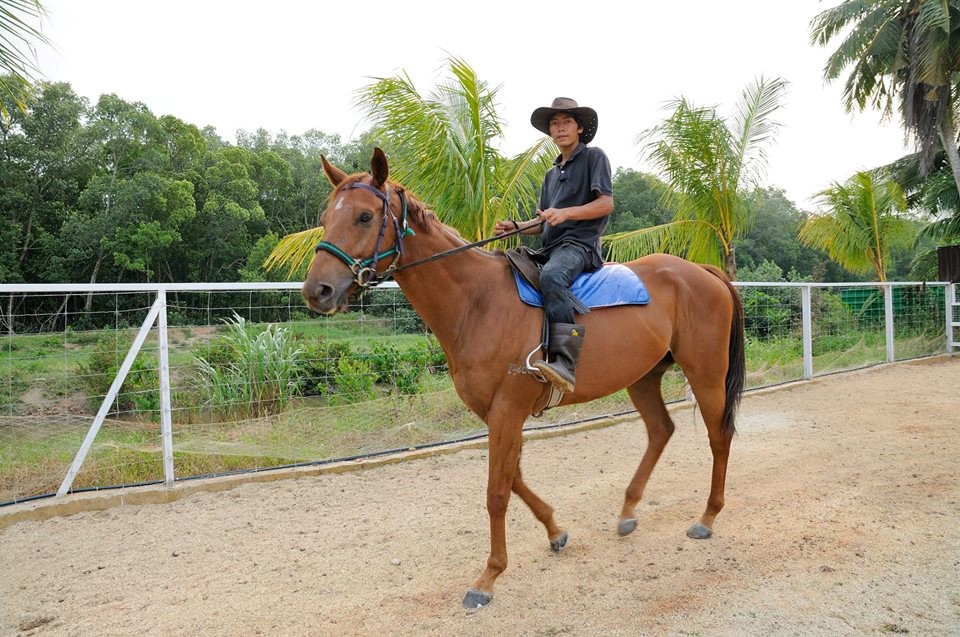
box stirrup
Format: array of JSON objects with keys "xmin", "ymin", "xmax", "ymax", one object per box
[
  {"xmin": 524, "ymin": 343, "xmax": 546, "ymax": 381},
  {"xmin": 525, "ymin": 344, "xmax": 564, "ymax": 415}
]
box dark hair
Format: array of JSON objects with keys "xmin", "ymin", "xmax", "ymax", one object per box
[{"xmin": 551, "ymin": 110, "xmax": 582, "ymax": 129}]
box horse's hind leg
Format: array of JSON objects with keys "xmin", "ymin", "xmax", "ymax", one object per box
[
  {"xmin": 682, "ymin": 367, "xmax": 734, "ymax": 539},
  {"xmin": 512, "ymin": 463, "xmax": 568, "ymax": 552},
  {"xmin": 618, "ymin": 364, "xmax": 675, "ymax": 536}
]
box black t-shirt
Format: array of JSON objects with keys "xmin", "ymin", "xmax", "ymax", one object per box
[{"xmin": 537, "ymin": 143, "xmax": 613, "ymax": 270}]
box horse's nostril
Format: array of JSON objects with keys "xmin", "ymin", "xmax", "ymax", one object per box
[{"xmin": 303, "ymin": 282, "xmax": 335, "ymax": 307}]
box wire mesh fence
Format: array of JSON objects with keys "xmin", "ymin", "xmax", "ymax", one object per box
[{"xmin": 0, "ymin": 281, "xmax": 953, "ymax": 505}]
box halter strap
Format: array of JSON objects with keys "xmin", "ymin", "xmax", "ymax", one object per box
[{"xmin": 314, "ymin": 181, "xmax": 414, "ymax": 287}]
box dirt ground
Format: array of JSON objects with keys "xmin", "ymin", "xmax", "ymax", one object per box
[{"xmin": 2, "ymin": 356, "xmax": 958, "ymax": 636}]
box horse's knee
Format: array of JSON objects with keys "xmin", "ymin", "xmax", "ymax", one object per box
[
  {"xmin": 648, "ymin": 424, "xmax": 674, "ymax": 447},
  {"xmin": 486, "ymin": 491, "xmax": 510, "ymax": 515}
]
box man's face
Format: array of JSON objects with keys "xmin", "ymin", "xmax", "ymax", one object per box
[{"xmin": 549, "ymin": 113, "xmax": 582, "ymax": 146}]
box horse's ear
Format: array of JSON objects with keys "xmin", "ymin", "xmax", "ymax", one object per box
[
  {"xmin": 321, "ymin": 155, "xmax": 348, "ymax": 186},
  {"xmin": 371, "ymin": 147, "xmax": 389, "ymax": 189}
]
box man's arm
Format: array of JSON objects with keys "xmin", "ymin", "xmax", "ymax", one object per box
[{"xmin": 538, "ymin": 193, "xmax": 613, "ymax": 226}]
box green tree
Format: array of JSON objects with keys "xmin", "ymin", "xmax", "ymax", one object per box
[
  {"xmin": 607, "ymin": 168, "xmax": 675, "ymax": 235},
  {"xmin": 265, "ymin": 129, "xmax": 344, "ymax": 232},
  {"xmin": 798, "ymin": 170, "xmax": 914, "ymax": 281},
  {"xmin": 605, "ymin": 77, "xmax": 788, "ymax": 279},
  {"xmin": 1, "ymin": 81, "xmax": 90, "ymax": 284},
  {"xmin": 183, "ymin": 146, "xmax": 267, "ymax": 281},
  {"xmin": 811, "ymin": 0, "xmax": 960, "ymax": 193},
  {"xmin": 736, "ymin": 187, "xmax": 850, "ymax": 280},
  {"xmin": 70, "ymin": 96, "xmax": 205, "ymax": 288},
  {"xmin": 103, "ymin": 173, "xmax": 197, "ymax": 281},
  {"xmin": 0, "ymin": 0, "xmax": 51, "ymax": 120}
]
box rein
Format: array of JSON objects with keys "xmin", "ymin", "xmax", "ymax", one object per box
[
  {"xmin": 315, "ymin": 180, "xmax": 543, "ymax": 288},
  {"xmin": 391, "ymin": 220, "xmax": 543, "ymax": 275}
]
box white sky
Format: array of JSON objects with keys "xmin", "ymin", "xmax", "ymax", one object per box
[{"xmin": 35, "ymin": 0, "xmax": 911, "ymax": 209}]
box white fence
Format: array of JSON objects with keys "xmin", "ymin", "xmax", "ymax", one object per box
[{"xmin": 0, "ymin": 280, "xmax": 955, "ymax": 505}]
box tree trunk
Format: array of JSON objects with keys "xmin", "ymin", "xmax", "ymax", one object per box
[
  {"xmin": 938, "ymin": 117, "xmax": 960, "ymax": 198},
  {"xmin": 5, "ymin": 295, "xmax": 13, "ymax": 336},
  {"xmin": 17, "ymin": 212, "xmax": 33, "ymax": 267},
  {"xmin": 84, "ymin": 249, "xmax": 105, "ymax": 313},
  {"xmin": 724, "ymin": 244, "xmax": 737, "ymax": 281}
]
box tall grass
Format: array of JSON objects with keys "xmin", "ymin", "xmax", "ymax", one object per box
[{"xmin": 193, "ymin": 314, "xmax": 303, "ymax": 417}]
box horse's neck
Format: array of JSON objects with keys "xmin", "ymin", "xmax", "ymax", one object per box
[{"xmin": 392, "ymin": 221, "xmax": 505, "ymax": 346}]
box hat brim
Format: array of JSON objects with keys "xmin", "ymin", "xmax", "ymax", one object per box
[{"xmin": 530, "ymin": 106, "xmax": 598, "ymax": 144}]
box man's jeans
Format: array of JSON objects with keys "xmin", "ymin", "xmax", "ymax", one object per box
[{"xmin": 540, "ymin": 244, "xmax": 591, "ymax": 325}]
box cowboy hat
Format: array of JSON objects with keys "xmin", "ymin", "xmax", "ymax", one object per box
[{"xmin": 530, "ymin": 97, "xmax": 598, "ymax": 144}]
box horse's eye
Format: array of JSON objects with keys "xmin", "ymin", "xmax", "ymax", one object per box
[{"xmin": 358, "ymin": 211, "xmax": 373, "ymax": 224}]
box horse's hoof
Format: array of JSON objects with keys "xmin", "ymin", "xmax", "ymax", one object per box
[
  {"xmin": 686, "ymin": 522, "xmax": 713, "ymax": 539},
  {"xmin": 462, "ymin": 588, "xmax": 493, "ymax": 609},
  {"xmin": 550, "ymin": 531, "xmax": 568, "ymax": 553},
  {"xmin": 618, "ymin": 518, "xmax": 637, "ymax": 536}
]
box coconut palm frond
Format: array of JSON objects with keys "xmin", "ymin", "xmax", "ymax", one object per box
[
  {"xmin": 263, "ymin": 226, "xmax": 324, "ymax": 279},
  {"xmin": 352, "ymin": 56, "xmax": 549, "ymax": 244},
  {"xmin": 730, "ymin": 76, "xmax": 789, "ymax": 189},
  {"xmin": 604, "ymin": 219, "xmax": 721, "ymax": 266},
  {"xmin": 0, "ymin": 0, "xmax": 51, "ymax": 119},
  {"xmin": 497, "ymin": 138, "xmax": 554, "ymax": 215}
]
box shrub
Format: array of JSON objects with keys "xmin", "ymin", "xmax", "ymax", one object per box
[
  {"xmin": 328, "ymin": 357, "xmax": 378, "ymax": 405},
  {"xmin": 79, "ymin": 338, "xmax": 160, "ymax": 414},
  {"xmin": 297, "ymin": 337, "xmax": 353, "ymax": 396}
]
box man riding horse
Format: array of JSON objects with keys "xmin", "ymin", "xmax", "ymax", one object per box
[{"xmin": 495, "ymin": 97, "xmax": 614, "ymax": 394}]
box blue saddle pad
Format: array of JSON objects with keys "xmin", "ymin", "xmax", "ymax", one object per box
[{"xmin": 514, "ymin": 263, "xmax": 650, "ymax": 309}]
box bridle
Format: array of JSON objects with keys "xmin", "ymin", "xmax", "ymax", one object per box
[
  {"xmin": 314, "ymin": 179, "xmax": 542, "ymax": 288},
  {"xmin": 314, "ymin": 181, "xmax": 415, "ymax": 288}
]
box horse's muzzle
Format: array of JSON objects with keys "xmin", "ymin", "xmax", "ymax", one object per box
[{"xmin": 302, "ymin": 279, "xmax": 350, "ymax": 315}]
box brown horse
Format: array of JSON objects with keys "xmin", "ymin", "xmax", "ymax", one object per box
[{"xmin": 302, "ymin": 148, "xmax": 746, "ymax": 609}]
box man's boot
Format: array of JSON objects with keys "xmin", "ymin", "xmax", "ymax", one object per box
[{"xmin": 534, "ymin": 323, "xmax": 585, "ymax": 393}]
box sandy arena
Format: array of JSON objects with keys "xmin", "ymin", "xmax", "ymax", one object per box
[{"xmin": 2, "ymin": 356, "xmax": 958, "ymax": 636}]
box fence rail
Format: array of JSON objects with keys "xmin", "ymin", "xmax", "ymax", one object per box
[{"xmin": 1, "ymin": 280, "xmax": 954, "ymax": 505}]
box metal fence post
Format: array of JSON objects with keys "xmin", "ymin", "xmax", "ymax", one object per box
[
  {"xmin": 158, "ymin": 290, "xmax": 174, "ymax": 485},
  {"xmin": 948, "ymin": 283, "xmax": 958, "ymax": 352},
  {"xmin": 884, "ymin": 284, "xmax": 895, "ymax": 362},
  {"xmin": 802, "ymin": 285, "xmax": 813, "ymax": 379}
]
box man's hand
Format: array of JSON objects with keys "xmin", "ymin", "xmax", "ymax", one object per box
[
  {"xmin": 537, "ymin": 207, "xmax": 568, "ymax": 226},
  {"xmin": 494, "ymin": 219, "xmax": 519, "ymax": 235}
]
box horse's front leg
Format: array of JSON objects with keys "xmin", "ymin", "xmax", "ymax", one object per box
[
  {"xmin": 462, "ymin": 415, "xmax": 524, "ymax": 609},
  {"xmin": 512, "ymin": 465, "xmax": 567, "ymax": 552}
]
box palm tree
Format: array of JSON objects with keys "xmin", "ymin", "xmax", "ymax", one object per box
[
  {"xmin": 355, "ymin": 57, "xmax": 552, "ymax": 242},
  {"xmin": 0, "ymin": 0, "xmax": 51, "ymax": 120},
  {"xmin": 265, "ymin": 57, "xmax": 553, "ymax": 277},
  {"xmin": 798, "ymin": 170, "xmax": 914, "ymax": 281},
  {"xmin": 810, "ymin": 0, "xmax": 960, "ymax": 192},
  {"xmin": 605, "ymin": 76, "xmax": 787, "ymax": 279}
]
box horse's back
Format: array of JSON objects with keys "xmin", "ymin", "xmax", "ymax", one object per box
[{"xmin": 627, "ymin": 253, "xmax": 734, "ymax": 307}]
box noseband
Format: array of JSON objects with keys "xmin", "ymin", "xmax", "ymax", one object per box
[{"xmin": 314, "ymin": 181, "xmax": 415, "ymax": 287}]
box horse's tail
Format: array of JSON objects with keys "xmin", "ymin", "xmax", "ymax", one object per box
[{"xmin": 701, "ymin": 265, "xmax": 746, "ymax": 437}]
